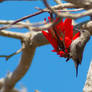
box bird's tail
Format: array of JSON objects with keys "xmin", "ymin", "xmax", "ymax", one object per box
[
  {"xmin": 75, "ymin": 62, "xmax": 79, "ymax": 77},
  {"xmin": 76, "ymin": 65, "xmax": 78, "ymax": 77}
]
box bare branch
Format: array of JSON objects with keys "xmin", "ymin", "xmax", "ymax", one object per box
[
  {"xmin": 54, "ymin": 3, "xmax": 80, "ymax": 8},
  {"xmin": 0, "ymin": 29, "xmax": 49, "ymax": 92},
  {"xmin": 0, "ymin": 47, "xmax": 24, "ymax": 61},
  {"xmin": 0, "ymin": 17, "xmax": 61, "ymax": 31},
  {"xmin": 0, "ymin": 78, "xmax": 19, "ymax": 92},
  {"xmin": 54, "ymin": 0, "xmax": 62, "ymax": 4},
  {"xmin": 1, "ymin": 45, "xmax": 36, "ymax": 92},
  {"xmin": 0, "ymin": 20, "xmax": 45, "ymax": 27},
  {"xmin": 64, "ymin": 0, "xmax": 92, "ymax": 9},
  {"xmin": 0, "ymin": 30, "xmax": 24, "ymax": 40},
  {"xmin": 43, "ymin": 0, "xmax": 92, "ymax": 19},
  {"xmin": 35, "ymin": 7, "xmax": 83, "ymax": 12},
  {"xmin": 83, "ymin": 61, "xmax": 92, "ymax": 92},
  {"xmin": 0, "ymin": 10, "xmax": 46, "ymax": 30},
  {"xmin": 0, "ymin": 2, "xmax": 81, "ymax": 31}
]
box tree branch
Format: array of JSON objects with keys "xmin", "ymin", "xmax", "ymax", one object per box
[
  {"xmin": 0, "ymin": 47, "xmax": 24, "ymax": 61},
  {"xmin": 0, "ymin": 29, "xmax": 49, "ymax": 92},
  {"xmin": 43, "ymin": 0, "xmax": 92, "ymax": 19},
  {"xmin": 0, "ymin": 30, "xmax": 24, "ymax": 40},
  {"xmin": 1, "ymin": 45, "xmax": 36, "ymax": 92},
  {"xmin": 83, "ymin": 61, "xmax": 92, "ymax": 92},
  {"xmin": 64, "ymin": 0, "xmax": 92, "ymax": 9}
]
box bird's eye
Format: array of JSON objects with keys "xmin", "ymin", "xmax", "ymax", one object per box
[{"xmin": 82, "ymin": 30, "xmax": 85, "ymax": 32}]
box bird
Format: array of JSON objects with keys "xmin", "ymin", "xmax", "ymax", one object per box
[{"xmin": 70, "ymin": 29, "xmax": 90, "ymax": 77}]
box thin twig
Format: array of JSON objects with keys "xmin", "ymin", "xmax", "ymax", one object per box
[
  {"xmin": 0, "ymin": 2, "xmax": 81, "ymax": 31},
  {"xmin": 35, "ymin": 7, "xmax": 83, "ymax": 12},
  {"xmin": 0, "ymin": 47, "xmax": 24, "ymax": 61},
  {"xmin": 0, "ymin": 20, "xmax": 45, "ymax": 27},
  {"xmin": 43, "ymin": 0, "xmax": 92, "ymax": 19},
  {"xmin": 0, "ymin": 10, "xmax": 46, "ymax": 30},
  {"xmin": 0, "ymin": 30, "xmax": 24, "ymax": 40}
]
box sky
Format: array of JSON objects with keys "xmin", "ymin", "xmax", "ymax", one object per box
[{"xmin": 0, "ymin": 0, "xmax": 92, "ymax": 92}]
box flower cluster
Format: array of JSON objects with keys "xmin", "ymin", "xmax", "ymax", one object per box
[{"xmin": 42, "ymin": 17, "xmax": 80, "ymax": 59}]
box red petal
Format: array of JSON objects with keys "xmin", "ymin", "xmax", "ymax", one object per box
[
  {"xmin": 73, "ymin": 32, "xmax": 80, "ymax": 40},
  {"xmin": 59, "ymin": 51, "xmax": 66, "ymax": 57},
  {"xmin": 42, "ymin": 30, "xmax": 58, "ymax": 51},
  {"xmin": 65, "ymin": 49, "xmax": 68, "ymax": 53},
  {"xmin": 65, "ymin": 37, "xmax": 72, "ymax": 48},
  {"xmin": 42, "ymin": 31, "xmax": 48, "ymax": 38},
  {"xmin": 55, "ymin": 18, "xmax": 64, "ymax": 33},
  {"xmin": 42, "ymin": 18, "xmax": 75, "ymax": 59},
  {"xmin": 63, "ymin": 18, "xmax": 73, "ymax": 40},
  {"xmin": 51, "ymin": 49, "xmax": 56, "ymax": 52},
  {"xmin": 48, "ymin": 16, "xmax": 52, "ymax": 22},
  {"xmin": 59, "ymin": 51, "xmax": 65, "ymax": 54},
  {"xmin": 64, "ymin": 18, "xmax": 72, "ymax": 27}
]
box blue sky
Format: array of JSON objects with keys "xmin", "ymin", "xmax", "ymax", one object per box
[{"xmin": 0, "ymin": 0, "xmax": 92, "ymax": 92}]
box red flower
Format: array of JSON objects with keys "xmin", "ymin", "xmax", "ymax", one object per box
[{"xmin": 42, "ymin": 17, "xmax": 80, "ymax": 58}]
